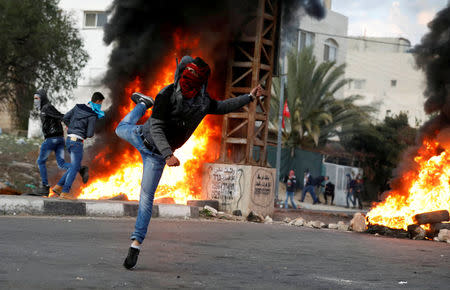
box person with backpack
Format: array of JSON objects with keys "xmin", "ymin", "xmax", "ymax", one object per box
[
  {"xmin": 116, "ymin": 55, "xmax": 264, "ymax": 270},
  {"xmin": 284, "ymin": 170, "xmax": 298, "ymax": 209},
  {"xmin": 51, "ymin": 92, "xmax": 105, "ymax": 199},
  {"xmin": 34, "ymin": 89, "xmax": 88, "ymax": 196}
]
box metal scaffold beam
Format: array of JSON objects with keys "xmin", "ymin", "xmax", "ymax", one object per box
[{"xmin": 219, "ymin": 0, "xmax": 279, "ymax": 166}]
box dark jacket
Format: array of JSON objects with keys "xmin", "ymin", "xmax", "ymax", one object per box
[
  {"xmin": 63, "ymin": 104, "xmax": 98, "ymax": 139},
  {"xmin": 349, "ymin": 179, "xmax": 357, "ymax": 191},
  {"xmin": 354, "ymin": 179, "xmax": 364, "ymax": 192},
  {"xmin": 325, "ymin": 182, "xmax": 335, "ymax": 194},
  {"xmin": 311, "ymin": 176, "xmax": 326, "ymax": 186},
  {"xmin": 36, "ymin": 89, "xmax": 64, "ymax": 139},
  {"xmin": 286, "ymin": 176, "xmax": 297, "ymax": 192},
  {"xmin": 142, "ymin": 56, "xmax": 252, "ymax": 158},
  {"xmin": 345, "ymin": 174, "xmax": 352, "ymax": 191}
]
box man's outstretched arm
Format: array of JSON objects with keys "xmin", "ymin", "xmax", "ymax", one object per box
[{"xmin": 208, "ymin": 85, "xmax": 265, "ymax": 114}]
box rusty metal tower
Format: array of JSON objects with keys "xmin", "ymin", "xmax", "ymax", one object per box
[{"xmin": 219, "ymin": 0, "xmax": 279, "ymax": 166}]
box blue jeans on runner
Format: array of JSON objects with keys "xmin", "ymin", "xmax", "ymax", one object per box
[
  {"xmin": 115, "ymin": 103, "xmax": 166, "ymax": 244},
  {"xmin": 301, "ymin": 185, "xmax": 319, "ymax": 203},
  {"xmin": 284, "ymin": 191, "xmax": 297, "ymax": 209},
  {"xmin": 37, "ymin": 137, "xmax": 70, "ymax": 186},
  {"xmin": 57, "ymin": 138, "xmax": 84, "ymax": 193}
]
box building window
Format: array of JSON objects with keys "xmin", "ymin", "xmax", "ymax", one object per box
[
  {"xmin": 298, "ymin": 30, "xmax": 315, "ymax": 53},
  {"xmin": 324, "ymin": 38, "xmax": 338, "ymax": 62},
  {"xmin": 391, "ymin": 80, "xmax": 397, "ymax": 87},
  {"xmin": 84, "ymin": 11, "xmax": 107, "ymax": 28},
  {"xmin": 352, "ymin": 79, "xmax": 366, "ymax": 90}
]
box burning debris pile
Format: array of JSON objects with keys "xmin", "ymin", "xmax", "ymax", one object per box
[{"xmin": 366, "ymin": 7, "xmax": 450, "ymax": 240}]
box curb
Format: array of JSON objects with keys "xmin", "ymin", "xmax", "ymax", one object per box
[{"xmin": 0, "ymin": 195, "xmax": 199, "ymax": 218}]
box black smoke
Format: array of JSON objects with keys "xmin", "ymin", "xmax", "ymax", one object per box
[
  {"xmin": 280, "ymin": 0, "xmax": 325, "ymax": 58},
  {"xmin": 415, "ymin": 6, "xmax": 450, "ymax": 119},
  {"xmin": 389, "ymin": 6, "xmax": 450, "ymax": 192},
  {"xmin": 82, "ymin": 0, "xmax": 326, "ymax": 187}
]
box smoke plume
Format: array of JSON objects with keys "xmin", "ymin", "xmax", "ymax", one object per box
[{"xmin": 390, "ymin": 6, "xmax": 450, "ymax": 190}]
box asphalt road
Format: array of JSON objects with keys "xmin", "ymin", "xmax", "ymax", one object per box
[{"xmin": 0, "ymin": 216, "xmax": 449, "ymax": 289}]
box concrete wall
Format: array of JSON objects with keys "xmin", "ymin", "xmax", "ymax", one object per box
[
  {"xmin": 202, "ymin": 163, "xmax": 276, "ymax": 217},
  {"xmin": 298, "ymin": 10, "xmax": 348, "ymax": 68},
  {"xmin": 347, "ymin": 37, "xmax": 411, "ymax": 53},
  {"xmin": 344, "ymin": 37, "xmax": 426, "ymax": 126}
]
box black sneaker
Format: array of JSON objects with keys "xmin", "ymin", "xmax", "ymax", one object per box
[
  {"xmin": 79, "ymin": 166, "xmax": 89, "ymax": 184},
  {"xmin": 131, "ymin": 92, "xmax": 154, "ymax": 109},
  {"xmin": 37, "ymin": 184, "xmax": 50, "ymax": 196},
  {"xmin": 123, "ymin": 247, "xmax": 140, "ymax": 270}
]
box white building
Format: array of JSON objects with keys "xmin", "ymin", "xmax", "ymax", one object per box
[
  {"xmin": 296, "ymin": 0, "xmax": 348, "ymax": 68},
  {"xmin": 288, "ymin": 0, "xmax": 348, "ymax": 98},
  {"xmin": 28, "ymin": 0, "xmax": 112, "ymax": 137},
  {"xmin": 344, "ymin": 37, "xmax": 427, "ymax": 126}
]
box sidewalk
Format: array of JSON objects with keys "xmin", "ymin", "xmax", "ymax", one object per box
[
  {"xmin": 297, "ymin": 201, "xmax": 368, "ymax": 214},
  {"xmin": 0, "ymin": 195, "xmax": 199, "ymax": 218}
]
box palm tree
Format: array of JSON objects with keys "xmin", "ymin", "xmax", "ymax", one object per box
[{"xmin": 270, "ymin": 46, "xmax": 376, "ymax": 153}]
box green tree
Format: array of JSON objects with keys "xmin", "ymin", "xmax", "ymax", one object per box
[
  {"xmin": 343, "ymin": 112, "xmax": 417, "ymax": 200},
  {"xmin": 0, "ymin": 0, "xmax": 88, "ymax": 129},
  {"xmin": 270, "ymin": 47, "xmax": 375, "ymax": 153}
]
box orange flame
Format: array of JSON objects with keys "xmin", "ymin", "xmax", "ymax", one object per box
[
  {"xmin": 77, "ymin": 32, "xmax": 221, "ymax": 204},
  {"xmin": 367, "ymin": 138, "xmax": 450, "ymax": 230}
]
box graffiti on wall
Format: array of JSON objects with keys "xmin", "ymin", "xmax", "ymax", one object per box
[
  {"xmin": 204, "ymin": 165, "xmax": 276, "ymax": 215},
  {"xmin": 251, "ymin": 169, "xmax": 274, "ymax": 207},
  {"xmin": 206, "ymin": 166, "xmax": 244, "ymax": 210}
]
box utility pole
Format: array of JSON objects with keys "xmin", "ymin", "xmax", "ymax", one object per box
[{"xmin": 274, "ymin": 2, "xmax": 286, "ymax": 201}]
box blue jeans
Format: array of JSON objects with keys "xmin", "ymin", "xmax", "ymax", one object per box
[
  {"xmin": 284, "ymin": 191, "xmax": 297, "ymax": 209},
  {"xmin": 57, "ymin": 138, "xmax": 84, "ymax": 193},
  {"xmin": 115, "ymin": 103, "xmax": 166, "ymax": 244},
  {"xmin": 37, "ymin": 137, "xmax": 70, "ymax": 186},
  {"xmin": 301, "ymin": 185, "xmax": 319, "ymax": 203},
  {"xmin": 346, "ymin": 190, "xmax": 355, "ymax": 207}
]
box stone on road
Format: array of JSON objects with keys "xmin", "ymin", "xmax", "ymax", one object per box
[{"xmin": 0, "ymin": 216, "xmax": 449, "ymax": 289}]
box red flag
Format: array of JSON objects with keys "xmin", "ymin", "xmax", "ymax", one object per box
[{"xmin": 282, "ymin": 100, "xmax": 290, "ymax": 129}]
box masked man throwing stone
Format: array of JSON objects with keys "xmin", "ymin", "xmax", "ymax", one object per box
[{"xmin": 116, "ymin": 56, "xmax": 264, "ymax": 269}]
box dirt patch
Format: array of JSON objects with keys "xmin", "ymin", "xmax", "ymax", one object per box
[{"xmin": 0, "ymin": 134, "xmax": 58, "ymax": 193}]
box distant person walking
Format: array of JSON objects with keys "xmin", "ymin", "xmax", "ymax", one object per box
[
  {"xmin": 303, "ymin": 169, "xmax": 310, "ymax": 188},
  {"xmin": 345, "ymin": 173, "xmax": 355, "ymax": 208},
  {"xmin": 353, "ymin": 174, "xmax": 364, "ymax": 209},
  {"xmin": 52, "ymin": 92, "xmax": 105, "ymax": 199},
  {"xmin": 284, "ymin": 170, "xmax": 298, "ymax": 209},
  {"xmin": 301, "ymin": 175, "xmax": 328, "ymax": 204}
]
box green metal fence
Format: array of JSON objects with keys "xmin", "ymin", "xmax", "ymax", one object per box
[{"xmin": 264, "ymin": 146, "xmax": 323, "ymax": 188}]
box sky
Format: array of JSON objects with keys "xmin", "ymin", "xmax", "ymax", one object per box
[{"xmin": 331, "ymin": 0, "xmax": 448, "ymax": 45}]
